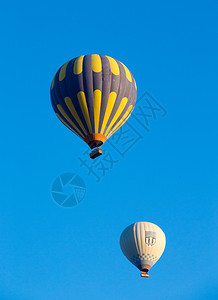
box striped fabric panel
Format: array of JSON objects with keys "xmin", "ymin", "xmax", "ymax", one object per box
[{"xmin": 50, "ymin": 54, "xmax": 137, "ymax": 141}]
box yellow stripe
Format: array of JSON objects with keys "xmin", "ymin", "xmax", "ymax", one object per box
[
  {"xmin": 56, "ymin": 113, "xmax": 83, "ymax": 139},
  {"xmin": 106, "ymin": 56, "xmax": 120, "ymax": 75},
  {"xmin": 92, "ymin": 55, "xmax": 102, "ymax": 72},
  {"xmin": 73, "ymin": 55, "xmax": 85, "ymax": 74},
  {"xmin": 59, "ymin": 61, "xmax": 69, "ymax": 81},
  {"xmin": 65, "ymin": 97, "xmax": 88, "ymax": 136},
  {"xmin": 77, "ymin": 91, "xmax": 92, "ymax": 133},
  {"xmin": 107, "ymin": 105, "xmax": 133, "ymax": 138},
  {"xmin": 107, "ymin": 114, "xmax": 131, "ymax": 139},
  {"xmin": 105, "ymin": 97, "xmax": 128, "ymax": 136},
  {"xmin": 57, "ymin": 104, "xmax": 85, "ymax": 138},
  {"xmin": 51, "ymin": 74, "xmax": 56, "ymax": 89},
  {"xmin": 121, "ymin": 62, "xmax": 132, "ymax": 82},
  {"xmin": 134, "ymin": 78, "xmax": 137, "ymax": 90},
  {"xmin": 93, "ymin": 89, "xmax": 102, "ymax": 132},
  {"xmin": 100, "ymin": 92, "xmax": 117, "ymax": 134}
]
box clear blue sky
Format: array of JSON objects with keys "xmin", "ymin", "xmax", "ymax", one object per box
[{"xmin": 1, "ymin": 0, "xmax": 218, "ymax": 299}]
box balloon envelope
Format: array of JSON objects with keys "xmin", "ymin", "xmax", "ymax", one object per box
[
  {"xmin": 120, "ymin": 222, "xmax": 166, "ymax": 276},
  {"xmin": 50, "ymin": 54, "xmax": 137, "ymax": 149}
]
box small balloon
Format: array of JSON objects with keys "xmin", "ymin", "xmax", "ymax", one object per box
[{"xmin": 120, "ymin": 222, "xmax": 166, "ymax": 277}]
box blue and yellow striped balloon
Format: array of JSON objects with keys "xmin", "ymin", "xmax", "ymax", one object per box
[{"xmin": 50, "ymin": 54, "xmax": 137, "ymax": 150}]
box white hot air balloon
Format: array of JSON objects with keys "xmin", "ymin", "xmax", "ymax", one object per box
[{"xmin": 120, "ymin": 222, "xmax": 166, "ymax": 277}]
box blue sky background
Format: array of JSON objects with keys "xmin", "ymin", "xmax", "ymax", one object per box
[{"xmin": 1, "ymin": 0, "xmax": 218, "ymax": 299}]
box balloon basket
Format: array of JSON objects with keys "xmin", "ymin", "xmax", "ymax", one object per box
[
  {"xmin": 90, "ymin": 148, "xmax": 103, "ymax": 159},
  {"xmin": 141, "ymin": 272, "xmax": 149, "ymax": 278}
]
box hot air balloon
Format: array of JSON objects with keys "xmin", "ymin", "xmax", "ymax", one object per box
[
  {"xmin": 50, "ymin": 54, "xmax": 137, "ymax": 159},
  {"xmin": 120, "ymin": 222, "xmax": 166, "ymax": 277}
]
